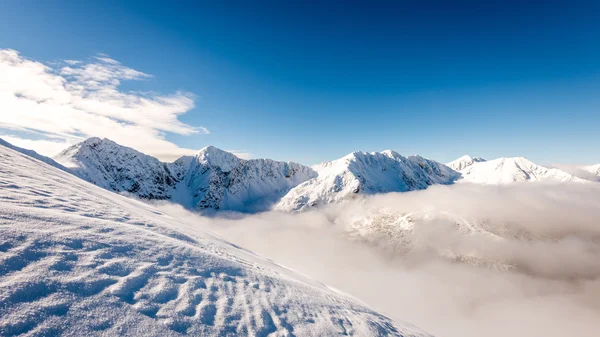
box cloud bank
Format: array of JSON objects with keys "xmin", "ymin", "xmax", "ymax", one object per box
[
  {"xmin": 153, "ymin": 182, "xmax": 600, "ymax": 337},
  {"xmin": 0, "ymin": 49, "xmax": 207, "ymax": 161}
]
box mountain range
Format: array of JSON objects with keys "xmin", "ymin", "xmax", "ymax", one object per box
[
  {"xmin": 54, "ymin": 138, "xmax": 315, "ymax": 212},
  {"xmin": 1, "ymin": 138, "xmax": 595, "ymax": 213},
  {"xmin": 0, "ymin": 133, "xmax": 428, "ymax": 337}
]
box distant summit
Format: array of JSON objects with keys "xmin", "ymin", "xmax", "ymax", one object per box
[
  {"xmin": 446, "ymin": 155, "xmax": 486, "ymax": 171},
  {"xmin": 276, "ymin": 150, "xmax": 459, "ymax": 211},
  {"xmin": 455, "ymin": 156, "xmax": 585, "ymax": 184}
]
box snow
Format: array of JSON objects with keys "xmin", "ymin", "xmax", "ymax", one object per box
[
  {"xmin": 194, "ymin": 145, "xmax": 241, "ymax": 173},
  {"xmin": 275, "ymin": 150, "xmax": 459, "ymax": 212},
  {"xmin": 0, "ymin": 138, "xmax": 68, "ymax": 172},
  {"xmin": 0, "ymin": 140, "xmax": 432, "ymax": 336},
  {"xmin": 456, "ymin": 156, "xmax": 585, "ymax": 184},
  {"xmin": 52, "ymin": 138, "xmax": 591, "ymax": 215},
  {"xmin": 54, "ymin": 137, "xmax": 177, "ymax": 199},
  {"xmin": 445, "ymin": 155, "xmax": 485, "ymax": 171},
  {"xmin": 582, "ymin": 163, "xmax": 600, "ymax": 177},
  {"xmin": 54, "ymin": 138, "xmax": 316, "ymax": 212}
]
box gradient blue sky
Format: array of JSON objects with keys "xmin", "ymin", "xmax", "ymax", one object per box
[{"xmin": 1, "ymin": 0, "xmax": 599, "ymax": 164}]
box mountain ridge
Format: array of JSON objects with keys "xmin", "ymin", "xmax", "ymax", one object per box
[
  {"xmin": 446, "ymin": 155, "xmax": 486, "ymax": 171},
  {"xmin": 54, "ymin": 137, "xmax": 317, "ymax": 212},
  {"xmin": 1, "ymin": 137, "xmax": 590, "ymax": 212},
  {"xmin": 0, "ymin": 135, "xmax": 430, "ymax": 337},
  {"xmin": 454, "ymin": 156, "xmax": 585, "ymax": 184},
  {"xmin": 275, "ymin": 150, "xmax": 460, "ymax": 212}
]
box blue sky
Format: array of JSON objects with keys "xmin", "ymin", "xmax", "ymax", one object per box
[{"xmin": 0, "ymin": 0, "xmax": 599, "ymax": 164}]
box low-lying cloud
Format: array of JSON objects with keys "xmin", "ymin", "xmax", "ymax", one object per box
[
  {"xmin": 155, "ymin": 182, "xmax": 600, "ymax": 337},
  {"xmin": 0, "ymin": 49, "xmax": 206, "ymax": 161}
]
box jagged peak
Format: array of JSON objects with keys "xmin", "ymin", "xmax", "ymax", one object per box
[
  {"xmin": 380, "ymin": 149, "xmax": 404, "ymax": 159},
  {"xmin": 451, "ymin": 154, "xmax": 486, "ymax": 163},
  {"xmin": 194, "ymin": 145, "xmax": 241, "ymax": 171},
  {"xmin": 56, "ymin": 137, "xmax": 148, "ymax": 159},
  {"xmin": 446, "ymin": 154, "xmax": 487, "ymax": 171},
  {"xmin": 82, "ymin": 136, "xmax": 104, "ymax": 144},
  {"xmin": 77, "ymin": 137, "xmax": 120, "ymax": 149},
  {"xmin": 341, "ymin": 149, "xmax": 405, "ymax": 161}
]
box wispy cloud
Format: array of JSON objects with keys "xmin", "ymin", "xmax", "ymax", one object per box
[{"xmin": 0, "ymin": 49, "xmax": 208, "ymax": 161}]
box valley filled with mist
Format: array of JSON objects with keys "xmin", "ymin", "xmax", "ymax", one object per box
[{"xmin": 154, "ymin": 182, "xmax": 600, "ymax": 337}]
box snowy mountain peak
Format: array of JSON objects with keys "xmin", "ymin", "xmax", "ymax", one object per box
[
  {"xmin": 381, "ymin": 149, "xmax": 404, "ymax": 160},
  {"xmin": 458, "ymin": 156, "xmax": 585, "ymax": 184},
  {"xmin": 82, "ymin": 136, "xmax": 107, "ymax": 145},
  {"xmin": 195, "ymin": 145, "xmax": 241, "ymax": 172},
  {"xmin": 276, "ymin": 150, "xmax": 459, "ymax": 211},
  {"xmin": 583, "ymin": 163, "xmax": 600, "ymax": 176},
  {"xmin": 55, "ymin": 137, "xmax": 144, "ymax": 167},
  {"xmin": 74, "ymin": 137, "xmax": 122, "ymax": 152},
  {"xmin": 446, "ymin": 154, "xmax": 486, "ymax": 171},
  {"xmin": 53, "ymin": 138, "xmax": 316, "ymax": 212},
  {"xmin": 54, "ymin": 137, "xmax": 176, "ymax": 199}
]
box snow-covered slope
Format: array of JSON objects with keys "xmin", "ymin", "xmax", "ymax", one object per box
[
  {"xmin": 54, "ymin": 138, "xmax": 316, "ymax": 212},
  {"xmin": 0, "ymin": 137, "xmax": 69, "ymax": 172},
  {"xmin": 446, "ymin": 155, "xmax": 486, "ymax": 171},
  {"xmin": 582, "ymin": 163, "xmax": 600, "ymax": 177},
  {"xmin": 457, "ymin": 157, "xmax": 584, "ymax": 184},
  {"xmin": 0, "ymin": 140, "xmax": 431, "ymax": 336},
  {"xmin": 55, "ymin": 138, "xmax": 178, "ymax": 199},
  {"xmin": 176, "ymin": 146, "xmax": 316, "ymax": 212},
  {"xmin": 276, "ymin": 150, "xmax": 459, "ymax": 212}
]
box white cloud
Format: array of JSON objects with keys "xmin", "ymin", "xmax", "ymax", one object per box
[
  {"xmin": 0, "ymin": 49, "xmax": 208, "ymax": 160},
  {"xmin": 154, "ymin": 182, "xmax": 600, "ymax": 337}
]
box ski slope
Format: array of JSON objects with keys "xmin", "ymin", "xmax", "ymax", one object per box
[{"xmin": 0, "ymin": 142, "xmax": 431, "ymax": 336}]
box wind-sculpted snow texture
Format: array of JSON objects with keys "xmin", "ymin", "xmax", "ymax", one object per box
[
  {"xmin": 276, "ymin": 150, "xmax": 460, "ymax": 212},
  {"xmin": 0, "ymin": 141, "xmax": 432, "ymax": 336},
  {"xmin": 55, "ymin": 138, "xmax": 316, "ymax": 212}
]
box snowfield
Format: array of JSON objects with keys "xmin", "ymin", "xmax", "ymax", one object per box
[{"xmin": 0, "ymin": 142, "xmax": 431, "ymax": 336}]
